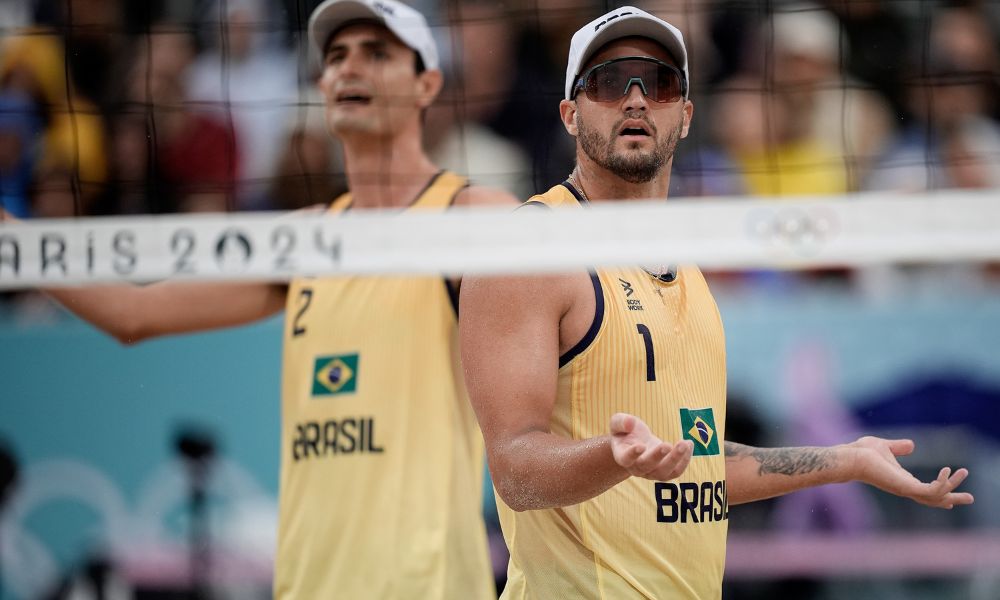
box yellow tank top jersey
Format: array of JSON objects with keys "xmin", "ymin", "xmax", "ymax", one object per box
[
  {"xmin": 498, "ymin": 183, "xmax": 729, "ymax": 600},
  {"xmin": 275, "ymin": 171, "xmax": 494, "ymax": 600}
]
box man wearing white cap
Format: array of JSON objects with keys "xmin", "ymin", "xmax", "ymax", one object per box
[
  {"xmin": 460, "ymin": 7, "xmax": 973, "ymax": 598},
  {"xmin": 17, "ymin": 0, "xmax": 513, "ymax": 597}
]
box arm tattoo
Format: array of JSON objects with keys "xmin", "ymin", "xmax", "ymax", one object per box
[{"xmin": 725, "ymin": 441, "xmax": 835, "ymax": 477}]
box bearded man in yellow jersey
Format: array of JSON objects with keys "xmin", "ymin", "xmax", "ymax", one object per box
[
  {"xmin": 459, "ymin": 7, "xmax": 974, "ymax": 599},
  {"xmin": 10, "ymin": 0, "xmax": 515, "ymax": 597}
]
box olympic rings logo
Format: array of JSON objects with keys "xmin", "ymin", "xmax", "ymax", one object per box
[{"xmin": 745, "ymin": 206, "xmax": 840, "ymax": 256}]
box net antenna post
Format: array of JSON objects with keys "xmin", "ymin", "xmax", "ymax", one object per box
[{"xmin": 173, "ymin": 425, "xmax": 218, "ymax": 600}]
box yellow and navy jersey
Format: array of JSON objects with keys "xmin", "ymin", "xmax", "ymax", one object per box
[
  {"xmin": 274, "ymin": 171, "xmax": 494, "ymax": 600},
  {"xmin": 499, "ymin": 183, "xmax": 729, "ymax": 599}
]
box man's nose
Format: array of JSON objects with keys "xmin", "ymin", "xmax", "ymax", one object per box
[{"xmin": 338, "ymin": 51, "xmax": 365, "ymax": 77}]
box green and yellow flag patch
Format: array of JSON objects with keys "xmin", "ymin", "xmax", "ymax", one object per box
[
  {"xmin": 679, "ymin": 408, "xmax": 720, "ymax": 456},
  {"xmin": 312, "ymin": 354, "xmax": 359, "ymax": 396}
]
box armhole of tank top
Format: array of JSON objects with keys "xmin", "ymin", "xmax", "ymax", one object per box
[
  {"xmin": 558, "ymin": 272, "xmax": 604, "ymax": 368},
  {"xmin": 443, "ymin": 278, "xmax": 460, "ymax": 317},
  {"xmin": 442, "ymin": 178, "xmax": 468, "ymax": 318}
]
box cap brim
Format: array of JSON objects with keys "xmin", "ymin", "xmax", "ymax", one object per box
[{"xmin": 309, "ymin": 0, "xmax": 384, "ymax": 54}]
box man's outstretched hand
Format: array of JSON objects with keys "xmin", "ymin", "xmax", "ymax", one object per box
[
  {"xmin": 610, "ymin": 412, "xmax": 693, "ymax": 482},
  {"xmin": 847, "ymin": 436, "xmax": 974, "ymax": 509}
]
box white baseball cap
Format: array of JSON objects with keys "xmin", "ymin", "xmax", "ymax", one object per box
[
  {"xmin": 308, "ymin": 0, "xmax": 439, "ymax": 71},
  {"xmin": 565, "ymin": 6, "xmax": 689, "ymax": 100}
]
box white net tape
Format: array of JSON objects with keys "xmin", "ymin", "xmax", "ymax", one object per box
[{"xmin": 1, "ymin": 190, "xmax": 998, "ymax": 289}]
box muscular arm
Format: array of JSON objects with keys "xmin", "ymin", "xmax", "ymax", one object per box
[
  {"xmin": 460, "ymin": 273, "xmax": 691, "ymax": 512},
  {"xmin": 725, "ymin": 441, "xmax": 844, "ymax": 505},
  {"xmin": 45, "ymin": 281, "xmax": 287, "ymax": 344},
  {"xmin": 725, "ymin": 439, "xmax": 974, "ymax": 509}
]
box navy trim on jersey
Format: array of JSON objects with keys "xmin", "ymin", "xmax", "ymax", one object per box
[
  {"xmin": 413, "ymin": 169, "xmax": 447, "ymax": 208},
  {"xmin": 445, "ymin": 177, "xmax": 467, "ymax": 208},
  {"xmin": 559, "ymin": 272, "xmax": 605, "ymax": 368},
  {"xmin": 341, "ymin": 170, "xmax": 447, "ymax": 212},
  {"xmin": 562, "ymin": 181, "xmax": 589, "ymax": 205},
  {"xmin": 444, "ymin": 279, "xmax": 460, "ymax": 317}
]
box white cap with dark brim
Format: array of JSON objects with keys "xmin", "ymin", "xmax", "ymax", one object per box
[
  {"xmin": 308, "ymin": 0, "xmax": 439, "ymax": 70},
  {"xmin": 565, "ymin": 6, "xmax": 689, "ymax": 100}
]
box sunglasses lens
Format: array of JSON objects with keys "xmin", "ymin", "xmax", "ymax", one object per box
[
  {"xmin": 583, "ymin": 60, "xmax": 682, "ymax": 103},
  {"xmin": 584, "ymin": 65, "xmax": 619, "ymax": 102},
  {"xmin": 646, "ymin": 63, "xmax": 683, "ymax": 102}
]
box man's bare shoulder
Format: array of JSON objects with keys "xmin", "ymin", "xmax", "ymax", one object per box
[{"xmin": 453, "ymin": 185, "xmax": 521, "ymax": 208}]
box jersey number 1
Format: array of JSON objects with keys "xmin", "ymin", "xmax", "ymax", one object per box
[{"xmin": 636, "ymin": 323, "xmax": 656, "ymax": 382}]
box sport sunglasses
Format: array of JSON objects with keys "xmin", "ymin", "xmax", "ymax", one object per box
[{"xmin": 572, "ymin": 56, "xmax": 688, "ymax": 104}]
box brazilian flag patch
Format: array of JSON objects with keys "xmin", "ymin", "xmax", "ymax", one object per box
[
  {"xmin": 679, "ymin": 408, "xmax": 720, "ymax": 456},
  {"xmin": 312, "ymin": 354, "xmax": 359, "ymax": 396}
]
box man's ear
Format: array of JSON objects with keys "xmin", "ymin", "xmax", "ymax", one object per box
[
  {"xmin": 680, "ymin": 99, "xmax": 694, "ymax": 139},
  {"xmin": 559, "ymin": 99, "xmax": 579, "ymax": 136},
  {"xmin": 416, "ymin": 69, "xmax": 444, "ymax": 108}
]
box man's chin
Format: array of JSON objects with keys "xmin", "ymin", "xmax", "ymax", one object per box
[
  {"xmin": 609, "ymin": 148, "xmax": 656, "ymax": 166},
  {"xmin": 613, "ymin": 138, "xmax": 657, "ymax": 156},
  {"xmin": 604, "ymin": 151, "xmax": 664, "ymax": 184}
]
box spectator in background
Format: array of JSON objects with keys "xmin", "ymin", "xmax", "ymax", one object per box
[
  {"xmin": 99, "ymin": 108, "xmax": 182, "ymax": 216},
  {"xmin": 477, "ymin": 0, "xmax": 587, "ymax": 190},
  {"xmin": 940, "ymin": 116, "xmax": 1000, "ymax": 189},
  {"xmin": 820, "ymin": 0, "xmax": 910, "ymax": 118},
  {"xmin": 426, "ymin": 80, "xmax": 535, "ymax": 201},
  {"xmin": 866, "ymin": 6, "xmax": 1000, "ymax": 192},
  {"xmin": 269, "ymin": 87, "xmax": 348, "ymax": 211},
  {"xmin": 855, "ymin": 8, "xmax": 1000, "ymax": 297},
  {"xmin": 117, "ymin": 26, "xmax": 240, "ymax": 213},
  {"xmin": 0, "ymin": 92, "xmax": 43, "ymax": 217},
  {"xmin": 188, "ymin": 0, "xmax": 298, "ymax": 209},
  {"xmin": 35, "ymin": 0, "xmax": 127, "ymax": 112},
  {"xmin": 0, "ymin": 2, "xmax": 31, "ymax": 31},
  {"xmin": 426, "ymin": 0, "xmax": 534, "ymax": 200},
  {"xmin": 713, "ymin": 5, "xmax": 893, "ymax": 197},
  {"xmin": 769, "ymin": 6, "xmax": 893, "ymax": 190},
  {"xmin": 712, "ymin": 74, "xmax": 849, "ymax": 197},
  {"xmin": 640, "ymin": 0, "xmax": 747, "ymax": 197},
  {"xmin": 0, "ymin": 30, "xmax": 108, "ymax": 216}
]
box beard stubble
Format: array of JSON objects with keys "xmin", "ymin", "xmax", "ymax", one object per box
[{"xmin": 577, "ymin": 111, "xmax": 683, "ymax": 184}]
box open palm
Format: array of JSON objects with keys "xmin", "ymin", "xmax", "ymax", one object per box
[
  {"xmin": 609, "ymin": 412, "xmax": 693, "ymax": 482},
  {"xmin": 850, "ymin": 436, "xmax": 974, "ymax": 509}
]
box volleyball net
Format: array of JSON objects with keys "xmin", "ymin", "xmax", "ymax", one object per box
[{"xmin": 1, "ymin": 189, "xmax": 1000, "ymax": 288}]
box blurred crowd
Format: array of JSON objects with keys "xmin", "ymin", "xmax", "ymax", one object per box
[
  {"xmin": 0, "ymin": 0, "xmax": 998, "ymax": 300},
  {"xmin": 0, "ymin": 0, "xmax": 997, "ymax": 217}
]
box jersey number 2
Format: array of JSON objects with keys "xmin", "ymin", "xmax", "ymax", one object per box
[
  {"xmin": 636, "ymin": 323, "xmax": 656, "ymax": 381},
  {"xmin": 293, "ymin": 288, "xmax": 313, "ymax": 337}
]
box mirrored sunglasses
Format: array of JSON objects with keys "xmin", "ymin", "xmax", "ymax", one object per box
[{"xmin": 572, "ymin": 56, "xmax": 687, "ymax": 104}]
